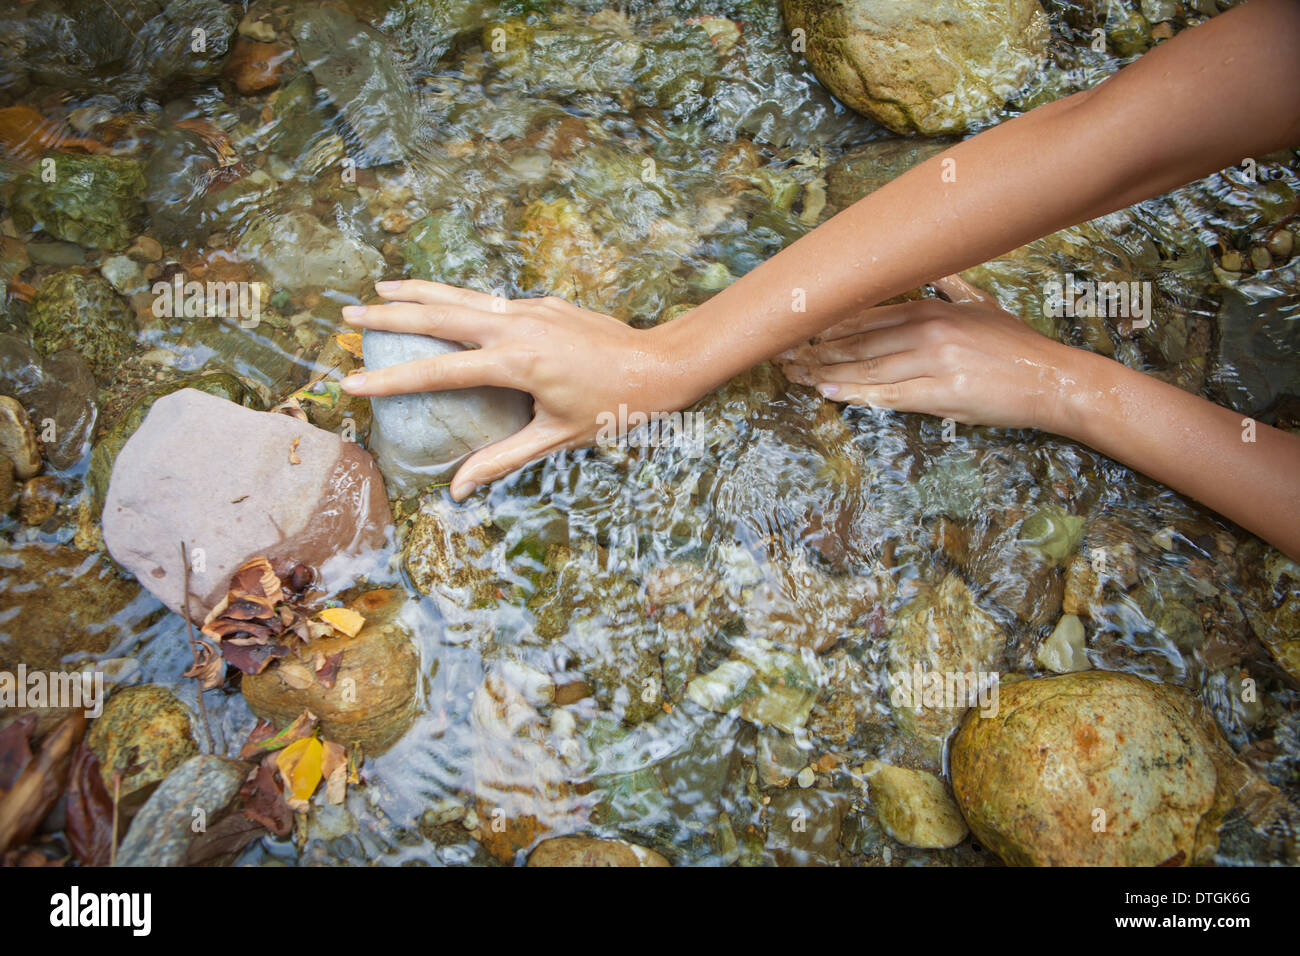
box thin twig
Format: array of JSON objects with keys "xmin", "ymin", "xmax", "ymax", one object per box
[
  {"xmin": 180, "ymin": 542, "xmax": 215, "ymax": 754},
  {"xmin": 110, "ymin": 773, "xmax": 120, "ymax": 868}
]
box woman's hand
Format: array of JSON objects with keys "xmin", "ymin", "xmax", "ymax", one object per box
[
  {"xmin": 338, "ymin": 280, "xmax": 700, "ymax": 500},
  {"xmin": 776, "ymin": 276, "xmax": 1102, "ymax": 435}
]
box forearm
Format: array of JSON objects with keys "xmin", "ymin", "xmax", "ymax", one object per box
[
  {"xmin": 1058, "ymin": 352, "xmax": 1300, "ymax": 561},
  {"xmin": 652, "ymin": 0, "xmax": 1300, "ymax": 404}
]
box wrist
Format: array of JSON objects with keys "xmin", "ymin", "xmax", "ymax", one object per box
[
  {"xmin": 1045, "ymin": 347, "xmax": 1122, "ymax": 445},
  {"xmin": 643, "ymin": 310, "xmax": 718, "ymax": 410}
]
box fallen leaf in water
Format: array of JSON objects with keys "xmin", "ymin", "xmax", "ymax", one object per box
[
  {"xmin": 315, "ymin": 652, "xmax": 343, "ymax": 690},
  {"xmin": 318, "ymin": 607, "xmax": 364, "ymax": 638},
  {"xmin": 182, "ymin": 639, "xmax": 226, "ymax": 690},
  {"xmin": 335, "ymin": 333, "xmax": 364, "ymax": 358},
  {"xmin": 186, "ymin": 810, "xmax": 265, "ymax": 865},
  {"xmin": 240, "ymin": 763, "xmax": 293, "ymax": 837},
  {"xmin": 0, "ymin": 712, "xmax": 86, "ymax": 854},
  {"xmin": 65, "ymin": 742, "xmax": 116, "ymax": 867},
  {"xmin": 292, "ymin": 380, "xmax": 341, "ymax": 409},
  {"xmin": 0, "ymin": 716, "xmax": 36, "ymax": 794},
  {"xmin": 239, "ymin": 710, "xmax": 319, "ymax": 760},
  {"xmin": 321, "ymin": 740, "xmax": 347, "ymax": 805},
  {"xmin": 276, "ymin": 661, "xmax": 316, "ymax": 690},
  {"xmin": 276, "ymin": 737, "xmax": 323, "ymax": 810}
]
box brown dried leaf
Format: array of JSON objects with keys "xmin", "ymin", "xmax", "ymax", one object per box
[
  {"xmin": 276, "ymin": 661, "xmax": 316, "ymax": 691},
  {"xmin": 321, "ymin": 740, "xmax": 347, "ymax": 806},
  {"xmin": 182, "ymin": 639, "xmax": 226, "ymax": 690},
  {"xmin": 239, "ymin": 764, "xmax": 293, "ymax": 838},
  {"xmin": 238, "ymin": 710, "xmax": 319, "ymax": 760},
  {"xmin": 315, "ymin": 652, "xmax": 343, "ymax": 690},
  {"xmin": 65, "ymin": 742, "xmax": 116, "ymax": 867}
]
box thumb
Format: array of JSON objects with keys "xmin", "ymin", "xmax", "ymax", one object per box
[{"xmin": 450, "ymin": 419, "xmax": 571, "ymax": 500}]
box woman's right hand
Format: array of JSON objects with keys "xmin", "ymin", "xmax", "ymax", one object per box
[{"xmin": 340, "ymin": 279, "xmax": 703, "ymax": 500}]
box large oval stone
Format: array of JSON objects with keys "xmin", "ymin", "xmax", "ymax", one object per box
[{"xmin": 361, "ymin": 329, "xmax": 532, "ymax": 496}]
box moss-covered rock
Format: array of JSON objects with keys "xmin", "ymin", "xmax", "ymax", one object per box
[
  {"xmin": 27, "ymin": 271, "xmax": 135, "ymax": 377},
  {"xmin": 13, "ymin": 155, "xmax": 145, "ymax": 250}
]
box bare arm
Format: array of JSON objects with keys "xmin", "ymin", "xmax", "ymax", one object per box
[
  {"xmin": 782, "ymin": 277, "xmax": 1300, "ymax": 561},
  {"xmin": 342, "ymin": 0, "xmax": 1300, "ymax": 503}
]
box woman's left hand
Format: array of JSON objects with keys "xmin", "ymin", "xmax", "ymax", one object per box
[{"xmin": 776, "ymin": 275, "xmax": 1101, "ymax": 436}]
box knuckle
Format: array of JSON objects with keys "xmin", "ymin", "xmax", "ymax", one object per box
[{"xmin": 860, "ymin": 354, "xmax": 881, "ymax": 380}]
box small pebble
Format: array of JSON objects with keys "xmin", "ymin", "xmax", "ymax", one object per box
[
  {"xmin": 1219, "ymin": 250, "xmax": 1243, "ymax": 272},
  {"xmin": 1150, "ymin": 22, "xmax": 1174, "ymax": 40},
  {"xmin": 19, "ymin": 476, "xmax": 61, "ymax": 526},
  {"xmin": 1266, "ymin": 229, "xmax": 1294, "ymax": 260},
  {"xmin": 127, "ymin": 236, "xmax": 163, "ymax": 263},
  {"xmin": 797, "ymin": 766, "xmax": 816, "ymax": 788},
  {"xmin": 1250, "ymin": 246, "xmax": 1273, "ymax": 272}
]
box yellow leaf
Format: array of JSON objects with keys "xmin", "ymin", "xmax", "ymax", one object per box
[
  {"xmin": 319, "ymin": 606, "xmax": 364, "ymax": 638},
  {"xmin": 335, "ymin": 332, "xmax": 364, "ymax": 358},
  {"xmin": 276, "ymin": 737, "xmax": 324, "ymax": 805}
]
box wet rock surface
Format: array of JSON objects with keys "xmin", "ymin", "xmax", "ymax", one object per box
[
  {"xmin": 951, "ymin": 671, "xmax": 1277, "ymax": 866},
  {"xmin": 781, "ymin": 0, "xmax": 1049, "ymax": 135},
  {"xmin": 527, "ymin": 835, "xmax": 670, "ymax": 866},
  {"xmin": 115, "ymin": 754, "xmax": 248, "ymax": 867},
  {"xmin": 242, "ymin": 590, "xmax": 420, "ymax": 753},
  {"xmin": 87, "ymin": 685, "xmax": 198, "ymax": 807},
  {"xmin": 27, "ymin": 272, "xmax": 136, "ymax": 378},
  {"xmin": 102, "ymin": 389, "xmax": 392, "ymax": 619}
]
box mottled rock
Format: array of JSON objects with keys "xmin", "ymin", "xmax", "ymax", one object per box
[
  {"xmin": 18, "ymin": 475, "xmax": 61, "ymax": 525},
  {"xmin": 102, "ymin": 389, "xmax": 391, "ymax": 620},
  {"xmin": 825, "ymin": 138, "xmax": 953, "ymax": 214},
  {"xmin": 861, "ymin": 760, "xmax": 967, "ymax": 849},
  {"xmin": 238, "ymin": 210, "xmax": 384, "ymax": 295},
  {"xmin": 951, "ymin": 671, "xmax": 1273, "ymax": 866},
  {"xmin": 362, "ymin": 329, "xmax": 532, "ymax": 496},
  {"xmin": 27, "ymin": 271, "xmax": 135, "ymax": 377},
  {"xmin": 241, "ymin": 590, "xmax": 419, "ymax": 753},
  {"xmin": 527, "ymin": 836, "xmax": 669, "ymax": 867},
  {"xmin": 0, "ymin": 395, "xmax": 40, "ymax": 479},
  {"xmin": 887, "ymin": 573, "xmax": 1006, "ymax": 760},
  {"xmin": 12, "ymin": 154, "xmax": 145, "ymax": 250},
  {"xmin": 115, "ymin": 755, "xmax": 248, "ymax": 866},
  {"xmin": 781, "ymin": 0, "xmax": 1048, "ymax": 135},
  {"xmin": 87, "ymin": 685, "xmax": 198, "ymax": 805}
]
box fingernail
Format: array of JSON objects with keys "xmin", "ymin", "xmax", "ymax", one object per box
[
  {"xmin": 817, "ymin": 383, "xmax": 840, "ymax": 398},
  {"xmin": 375, "ymin": 280, "xmax": 400, "ymax": 292},
  {"xmin": 341, "ymin": 373, "xmax": 367, "ymax": 391},
  {"xmin": 452, "ymin": 480, "xmax": 477, "ymax": 500},
  {"xmin": 341, "ymin": 305, "xmax": 364, "ymax": 319}
]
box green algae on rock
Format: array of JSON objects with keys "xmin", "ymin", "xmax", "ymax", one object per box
[
  {"xmin": 27, "ymin": 271, "xmax": 136, "ymax": 378},
  {"xmin": 13, "ymin": 155, "xmax": 145, "ymax": 250}
]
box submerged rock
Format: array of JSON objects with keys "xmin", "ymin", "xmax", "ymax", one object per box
[
  {"xmin": 101, "ymin": 389, "xmax": 391, "ymax": 620},
  {"xmin": 0, "ymin": 396, "xmax": 40, "ymax": 480},
  {"xmin": 780, "ymin": 0, "xmax": 1048, "ymax": 135},
  {"xmin": 2, "ymin": 346, "xmax": 99, "ymax": 471},
  {"xmin": 27, "ymin": 271, "xmax": 135, "ymax": 377},
  {"xmin": 861, "ymin": 760, "xmax": 968, "ymax": 849},
  {"xmin": 361, "ymin": 329, "xmax": 532, "ymax": 496},
  {"xmin": 0, "ymin": 546, "xmax": 149, "ymax": 674},
  {"xmin": 13, "ymin": 154, "xmax": 145, "ymax": 250},
  {"xmin": 764, "ymin": 788, "xmax": 849, "ymax": 866},
  {"xmin": 241, "ymin": 590, "xmax": 419, "ymax": 753},
  {"xmin": 238, "ymin": 210, "xmax": 384, "ymax": 295},
  {"xmin": 887, "ymin": 573, "xmax": 1006, "ymax": 761},
  {"xmin": 686, "ymin": 639, "xmax": 820, "ymax": 735},
  {"xmin": 950, "ymin": 671, "xmax": 1277, "ymax": 866},
  {"xmin": 825, "ymin": 138, "xmax": 953, "ymax": 214},
  {"xmin": 527, "ymin": 836, "xmax": 669, "ymax": 867},
  {"xmin": 291, "ymin": 6, "xmax": 422, "ymax": 167},
  {"xmin": 115, "ymin": 755, "xmax": 247, "ymax": 867}
]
